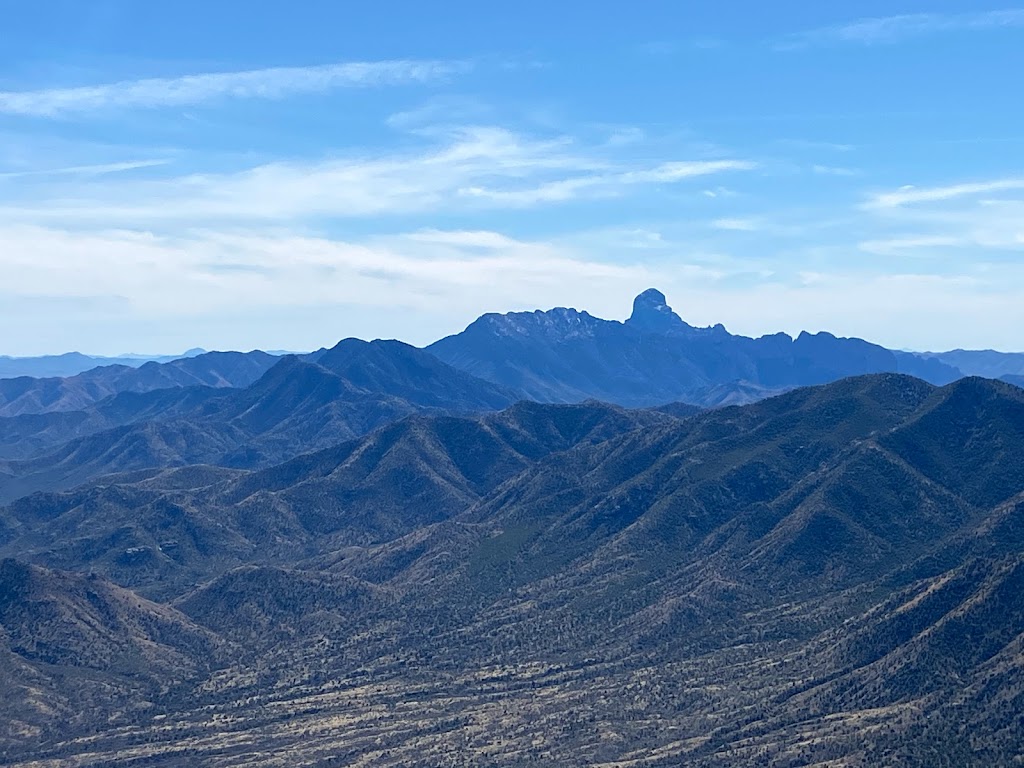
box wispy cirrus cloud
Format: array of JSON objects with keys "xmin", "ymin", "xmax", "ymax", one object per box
[
  {"xmin": 858, "ymin": 177, "xmax": 1024, "ymax": 258},
  {"xmin": 0, "ymin": 127, "xmax": 755, "ymax": 223},
  {"xmin": 777, "ymin": 9, "xmax": 1024, "ymax": 49},
  {"xmin": 858, "ymin": 235, "xmax": 967, "ymax": 255},
  {"xmin": 0, "ymin": 59, "xmax": 466, "ymax": 117},
  {"xmin": 0, "ymin": 159, "xmax": 169, "ymax": 179},
  {"xmin": 461, "ymin": 159, "xmax": 755, "ymax": 206}
]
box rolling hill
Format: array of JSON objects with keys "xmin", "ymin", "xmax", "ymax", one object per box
[
  {"xmin": 1, "ymin": 374, "xmax": 1022, "ymax": 765},
  {"xmin": 0, "ymin": 341, "xmax": 520, "ymax": 504}
]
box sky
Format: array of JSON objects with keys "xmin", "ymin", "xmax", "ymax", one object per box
[{"xmin": 1, "ymin": 1, "xmax": 1023, "ymax": 355}]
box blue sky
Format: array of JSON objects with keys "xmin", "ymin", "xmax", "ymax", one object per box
[{"xmin": 1, "ymin": 1, "xmax": 1022, "ymax": 355}]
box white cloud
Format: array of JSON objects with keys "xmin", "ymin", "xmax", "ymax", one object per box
[
  {"xmin": 858, "ymin": 177, "xmax": 1024, "ymax": 257},
  {"xmin": 622, "ymin": 160, "xmax": 755, "ymax": 183},
  {"xmin": 777, "ymin": 139, "xmax": 856, "ymax": 153},
  {"xmin": 812, "ymin": 164, "xmax": 861, "ymax": 177},
  {"xmin": 403, "ymin": 229, "xmax": 524, "ymax": 249},
  {"xmin": 0, "ymin": 60, "xmax": 465, "ymax": 117},
  {"xmin": 778, "ymin": 9, "xmax": 1024, "ymax": 49},
  {"xmin": 0, "ymin": 224, "xmax": 658, "ymax": 327}
]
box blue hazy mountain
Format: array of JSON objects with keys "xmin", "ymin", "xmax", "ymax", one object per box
[
  {"xmin": 0, "ymin": 288, "xmax": 976, "ymax": 418},
  {"xmin": 428, "ymin": 288, "xmax": 963, "ymax": 406},
  {"xmin": 909, "ymin": 348, "xmax": 1024, "ymax": 379},
  {"xmin": 0, "ymin": 348, "xmax": 208, "ymax": 380}
]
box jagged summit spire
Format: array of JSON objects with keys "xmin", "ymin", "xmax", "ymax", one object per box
[{"xmin": 627, "ymin": 288, "xmax": 688, "ymax": 331}]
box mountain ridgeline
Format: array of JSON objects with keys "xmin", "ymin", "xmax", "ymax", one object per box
[
  {"xmin": 428, "ymin": 288, "xmax": 965, "ymax": 405},
  {"xmin": 0, "ymin": 290, "xmax": 1022, "ymax": 766}
]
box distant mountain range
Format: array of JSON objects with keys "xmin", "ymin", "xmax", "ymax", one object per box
[
  {"xmin": 1, "ymin": 289, "xmax": 1023, "ymax": 765},
  {"xmin": 2, "ymin": 289, "xmax": 1022, "ymax": 422},
  {"xmin": 1, "ymin": 289, "xmax": 1022, "ymax": 511},
  {"xmin": 5, "ymin": 289, "xmax": 1024, "ymax": 409}
]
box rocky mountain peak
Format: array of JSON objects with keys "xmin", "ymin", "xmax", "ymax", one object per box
[{"xmin": 626, "ymin": 288, "xmax": 688, "ymax": 332}]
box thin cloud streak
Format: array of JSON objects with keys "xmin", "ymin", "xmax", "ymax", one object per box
[
  {"xmin": 0, "ymin": 159, "xmax": 170, "ymax": 178},
  {"xmin": 858, "ymin": 235, "xmax": 967, "ymax": 255},
  {"xmin": 859, "ymin": 179, "xmax": 1024, "ymax": 257},
  {"xmin": 778, "ymin": 9, "xmax": 1024, "ymax": 49},
  {"xmin": 0, "ymin": 59, "xmax": 467, "ymax": 117},
  {"xmin": 867, "ymin": 179, "xmax": 1024, "ymax": 209},
  {"xmin": 460, "ymin": 160, "xmax": 755, "ymax": 206}
]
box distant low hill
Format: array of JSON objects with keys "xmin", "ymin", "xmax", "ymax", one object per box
[
  {"xmin": 0, "ymin": 348, "xmax": 207, "ymax": 379},
  {"xmin": 912, "ymin": 348, "xmax": 1024, "ymax": 379}
]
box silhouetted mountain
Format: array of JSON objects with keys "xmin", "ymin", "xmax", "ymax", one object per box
[
  {"xmin": 648, "ymin": 401, "xmax": 703, "ymax": 419},
  {"xmin": 427, "ymin": 288, "xmax": 945, "ymax": 407},
  {"xmin": 0, "ymin": 350, "xmax": 279, "ymax": 417},
  {"xmin": 0, "ymin": 419, "xmax": 248, "ymax": 504}
]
